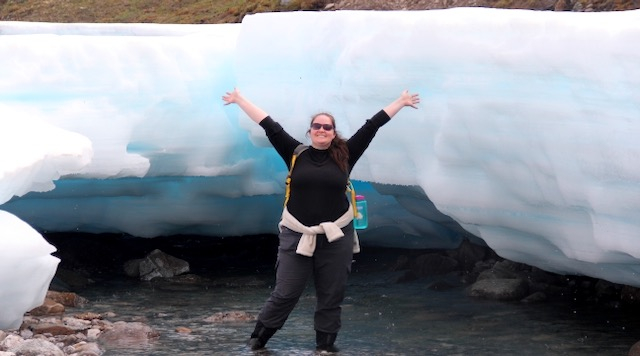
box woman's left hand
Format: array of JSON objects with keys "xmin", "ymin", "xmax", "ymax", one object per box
[{"xmin": 400, "ymin": 90, "xmax": 420, "ymax": 109}]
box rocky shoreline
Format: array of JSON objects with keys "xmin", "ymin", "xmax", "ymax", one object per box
[
  {"xmin": 329, "ymin": 0, "xmax": 639, "ymax": 12},
  {"xmin": 3, "ymin": 234, "xmax": 640, "ymax": 355},
  {"xmin": 0, "ymin": 288, "xmax": 257, "ymax": 356}
]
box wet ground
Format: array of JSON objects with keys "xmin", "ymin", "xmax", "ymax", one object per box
[{"xmin": 60, "ymin": 242, "xmax": 640, "ymax": 356}]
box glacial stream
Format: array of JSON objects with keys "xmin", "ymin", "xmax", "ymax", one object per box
[{"xmin": 65, "ymin": 248, "xmax": 639, "ymax": 356}]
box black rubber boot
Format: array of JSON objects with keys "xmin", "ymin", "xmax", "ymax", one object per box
[
  {"xmin": 247, "ymin": 320, "xmax": 278, "ymax": 350},
  {"xmin": 315, "ymin": 330, "xmax": 339, "ymax": 353}
]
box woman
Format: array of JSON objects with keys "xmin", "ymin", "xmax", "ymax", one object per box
[{"xmin": 222, "ymin": 88, "xmax": 420, "ymax": 352}]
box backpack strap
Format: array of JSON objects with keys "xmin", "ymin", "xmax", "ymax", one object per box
[
  {"xmin": 347, "ymin": 180, "xmax": 358, "ymax": 217},
  {"xmin": 284, "ymin": 144, "xmax": 308, "ymax": 207},
  {"xmin": 283, "ymin": 144, "xmax": 358, "ymax": 218}
]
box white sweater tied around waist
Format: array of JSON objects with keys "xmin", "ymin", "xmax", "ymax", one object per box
[{"xmin": 279, "ymin": 206, "xmax": 361, "ymax": 257}]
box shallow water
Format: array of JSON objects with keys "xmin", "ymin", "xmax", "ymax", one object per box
[{"xmin": 68, "ymin": 256, "xmax": 640, "ymax": 356}]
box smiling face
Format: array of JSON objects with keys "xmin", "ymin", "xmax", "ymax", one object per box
[{"xmin": 309, "ymin": 113, "xmax": 336, "ymax": 150}]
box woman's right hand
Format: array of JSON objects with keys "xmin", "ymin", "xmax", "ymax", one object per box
[
  {"xmin": 221, "ymin": 88, "xmax": 269, "ymax": 124},
  {"xmin": 222, "ymin": 88, "xmax": 241, "ymax": 105}
]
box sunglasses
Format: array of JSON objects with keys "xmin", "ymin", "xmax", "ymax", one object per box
[{"xmin": 310, "ymin": 123, "xmax": 334, "ymax": 131}]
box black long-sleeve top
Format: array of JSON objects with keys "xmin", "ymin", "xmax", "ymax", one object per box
[{"xmin": 259, "ymin": 110, "xmax": 391, "ymax": 226}]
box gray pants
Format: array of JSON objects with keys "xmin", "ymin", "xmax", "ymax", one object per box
[{"xmin": 258, "ymin": 224, "xmax": 355, "ymax": 333}]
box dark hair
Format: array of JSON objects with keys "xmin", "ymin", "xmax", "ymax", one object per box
[{"xmin": 309, "ymin": 112, "xmax": 349, "ymax": 173}]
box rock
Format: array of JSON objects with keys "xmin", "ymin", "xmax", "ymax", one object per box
[
  {"xmin": 73, "ymin": 312, "xmax": 102, "ymax": 321},
  {"xmin": 87, "ymin": 327, "xmax": 101, "ymax": 341},
  {"xmin": 28, "ymin": 299, "xmax": 65, "ymax": 317},
  {"xmin": 447, "ymin": 239, "xmax": 492, "ymax": 272},
  {"xmin": 476, "ymin": 260, "xmax": 529, "ymax": 281},
  {"xmin": 29, "ymin": 323, "xmax": 78, "ymax": 336},
  {"xmin": 62, "ymin": 341, "xmax": 102, "ymax": 355},
  {"xmin": 46, "ymin": 291, "xmax": 88, "ymax": 308},
  {"xmin": 204, "ymin": 311, "xmax": 256, "ymax": 323},
  {"xmin": 135, "ymin": 249, "xmax": 190, "ymax": 281},
  {"xmin": 123, "ymin": 258, "xmax": 142, "ymax": 278},
  {"xmin": 521, "ymin": 291, "xmax": 548, "ymax": 303},
  {"xmin": 63, "ymin": 316, "xmax": 92, "ymax": 329},
  {"xmin": 101, "ymin": 312, "xmax": 116, "ymax": 319},
  {"xmin": 572, "ymin": 1, "xmax": 584, "ymax": 11},
  {"xmin": 629, "ymin": 340, "xmax": 640, "ymax": 356},
  {"xmin": 8, "ymin": 338, "xmax": 64, "ymax": 356},
  {"xmin": 0, "ymin": 334, "xmax": 23, "ymax": 350},
  {"xmin": 391, "ymin": 254, "xmax": 410, "ymax": 271},
  {"xmin": 469, "ymin": 278, "xmax": 529, "ymax": 301},
  {"xmin": 528, "ymin": 266, "xmax": 564, "ymax": 286},
  {"xmin": 18, "ymin": 328, "xmax": 32, "ymax": 340},
  {"xmin": 554, "ymin": 0, "xmax": 571, "ymax": 11},
  {"xmin": 412, "ymin": 253, "xmax": 458, "ymax": 277},
  {"xmin": 98, "ymin": 321, "xmax": 158, "ymax": 348}
]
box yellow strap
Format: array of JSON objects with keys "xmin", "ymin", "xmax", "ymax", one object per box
[
  {"xmin": 283, "ymin": 154, "xmax": 298, "ymax": 207},
  {"xmin": 347, "ymin": 181, "xmax": 357, "ymax": 217}
]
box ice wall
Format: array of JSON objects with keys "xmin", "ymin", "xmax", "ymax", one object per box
[
  {"xmin": 1, "ymin": 8, "xmax": 640, "ymax": 290},
  {"xmin": 233, "ymin": 9, "xmax": 640, "ymax": 285}
]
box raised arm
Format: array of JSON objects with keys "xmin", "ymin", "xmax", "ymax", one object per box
[
  {"xmin": 222, "ymin": 88, "xmax": 268, "ymax": 124},
  {"xmin": 383, "ymin": 90, "xmax": 420, "ymax": 118}
]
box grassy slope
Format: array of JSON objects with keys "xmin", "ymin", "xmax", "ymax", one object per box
[
  {"xmin": 0, "ymin": 0, "xmax": 328, "ymax": 24},
  {"xmin": 1, "ymin": 0, "xmax": 638, "ymax": 23}
]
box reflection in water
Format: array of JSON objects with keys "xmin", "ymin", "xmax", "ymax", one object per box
[{"xmin": 70, "ymin": 262, "xmax": 639, "ymax": 356}]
